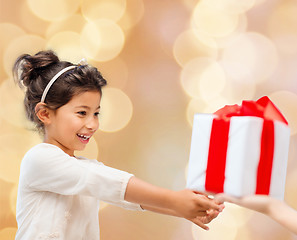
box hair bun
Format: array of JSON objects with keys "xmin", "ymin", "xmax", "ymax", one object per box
[{"xmin": 13, "ymin": 50, "xmax": 59, "ymax": 88}]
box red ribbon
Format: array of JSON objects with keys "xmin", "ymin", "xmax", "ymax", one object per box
[{"xmin": 205, "ymin": 96, "xmax": 288, "ymax": 194}]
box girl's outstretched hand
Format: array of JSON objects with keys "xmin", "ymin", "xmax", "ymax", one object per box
[
  {"xmin": 125, "ymin": 177, "xmax": 224, "ymax": 230},
  {"xmin": 172, "ymin": 189, "xmax": 224, "ymax": 230}
]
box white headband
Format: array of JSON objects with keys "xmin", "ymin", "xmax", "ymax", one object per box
[{"xmin": 40, "ymin": 58, "xmax": 87, "ymax": 103}]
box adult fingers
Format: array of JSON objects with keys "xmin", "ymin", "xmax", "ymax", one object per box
[{"xmin": 196, "ymin": 195, "xmax": 222, "ymax": 211}]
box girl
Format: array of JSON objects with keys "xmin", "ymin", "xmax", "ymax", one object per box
[
  {"xmin": 14, "ymin": 50, "xmax": 223, "ymax": 240},
  {"xmin": 215, "ymin": 194, "xmax": 297, "ymax": 234}
]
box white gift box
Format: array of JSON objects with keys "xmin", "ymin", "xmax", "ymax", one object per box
[{"xmin": 186, "ymin": 113, "xmax": 290, "ymax": 199}]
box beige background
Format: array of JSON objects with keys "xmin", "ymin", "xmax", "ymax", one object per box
[{"xmin": 0, "ymin": 0, "xmax": 297, "ymax": 239}]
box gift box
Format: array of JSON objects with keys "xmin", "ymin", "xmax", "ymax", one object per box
[{"xmin": 186, "ymin": 96, "xmax": 290, "ymax": 199}]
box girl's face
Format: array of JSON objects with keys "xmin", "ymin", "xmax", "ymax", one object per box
[{"xmin": 44, "ymin": 91, "xmax": 101, "ymax": 156}]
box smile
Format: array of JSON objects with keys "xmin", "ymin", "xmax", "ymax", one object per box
[{"xmin": 77, "ymin": 133, "xmax": 91, "ymax": 143}]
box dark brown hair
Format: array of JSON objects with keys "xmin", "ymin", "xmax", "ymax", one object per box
[{"xmin": 13, "ymin": 50, "xmax": 107, "ymax": 133}]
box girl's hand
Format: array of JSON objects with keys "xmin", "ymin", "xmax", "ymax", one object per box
[
  {"xmin": 172, "ymin": 189, "xmax": 224, "ymax": 229},
  {"xmin": 189, "ymin": 208, "xmax": 221, "ymax": 230}
]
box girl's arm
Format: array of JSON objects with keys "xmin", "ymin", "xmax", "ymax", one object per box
[
  {"xmin": 215, "ymin": 194, "xmax": 297, "ymax": 234},
  {"xmin": 125, "ymin": 176, "xmax": 224, "ymax": 230}
]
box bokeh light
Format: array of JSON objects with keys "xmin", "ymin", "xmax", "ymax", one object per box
[
  {"xmin": 81, "ymin": 0, "xmax": 126, "ymax": 22},
  {"xmin": 180, "ymin": 58, "xmax": 218, "ymax": 98},
  {"xmin": 0, "ymin": 23, "xmax": 25, "ymax": 81},
  {"xmin": 268, "ymin": 91, "xmax": 297, "ymax": 135},
  {"xmin": 19, "ymin": 1, "xmax": 49, "ymax": 36},
  {"xmin": 0, "ymin": 79, "xmax": 27, "ymax": 129},
  {"xmin": 192, "ymin": 203, "xmax": 252, "ymax": 240},
  {"xmin": 1, "ymin": 1, "xmax": 297, "ymax": 239},
  {"xmin": 221, "ymin": 32, "xmax": 278, "ymax": 83},
  {"xmin": 186, "ymin": 98, "xmax": 207, "ymax": 126},
  {"xmin": 200, "ymin": 0, "xmax": 256, "ymax": 14},
  {"xmin": 192, "ymin": 3, "xmax": 240, "ymax": 38},
  {"xmin": 26, "ymin": 0, "xmax": 80, "ymax": 22},
  {"xmin": 173, "ymin": 29, "xmax": 218, "ymax": 67},
  {"xmin": 267, "ymin": 1, "xmax": 297, "ymax": 55},
  {"xmin": 0, "ymin": 131, "xmax": 41, "ymax": 183},
  {"xmin": 80, "ymin": 19, "xmax": 125, "ymax": 61},
  {"xmin": 198, "ymin": 61, "xmax": 226, "ymax": 101},
  {"xmin": 99, "ymin": 87, "xmax": 133, "ymax": 132},
  {"xmin": 3, "ymin": 34, "xmax": 46, "ymax": 77},
  {"xmin": 46, "ymin": 14, "xmax": 87, "ymax": 38},
  {"xmin": 46, "ymin": 31, "xmax": 83, "ymax": 63}
]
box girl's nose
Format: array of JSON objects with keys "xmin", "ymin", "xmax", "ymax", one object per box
[{"xmin": 86, "ymin": 117, "xmax": 99, "ymax": 131}]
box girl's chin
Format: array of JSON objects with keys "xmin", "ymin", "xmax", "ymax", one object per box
[{"xmin": 74, "ymin": 145, "xmax": 87, "ymax": 152}]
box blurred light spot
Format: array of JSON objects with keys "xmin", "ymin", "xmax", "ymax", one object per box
[
  {"xmin": 81, "ymin": 19, "xmax": 125, "ymax": 62},
  {"xmin": 0, "ymin": 23, "xmax": 25, "ymax": 81},
  {"xmin": 157, "ymin": 2, "xmax": 193, "ymax": 58},
  {"xmin": 222, "ymin": 32, "xmax": 278, "ymax": 83},
  {"xmin": 0, "ymin": 79, "xmax": 28, "ymax": 128},
  {"xmin": 221, "ymin": 61, "xmax": 253, "ymax": 83},
  {"xmin": 180, "ymin": 58, "xmax": 213, "ymax": 98},
  {"xmin": 0, "ymin": 131, "xmax": 41, "ymax": 183},
  {"xmin": 192, "ymin": 3, "xmax": 239, "ymax": 38},
  {"xmin": 46, "ymin": 14, "xmax": 87, "ymax": 38},
  {"xmin": 26, "ymin": 0, "xmax": 80, "ymax": 22},
  {"xmin": 200, "ymin": 0, "xmax": 256, "ymax": 14},
  {"xmin": 118, "ymin": 0, "xmax": 144, "ymax": 32},
  {"xmin": 99, "ymin": 88, "xmax": 133, "ymax": 132},
  {"xmin": 173, "ymin": 30, "xmax": 218, "ymax": 67},
  {"xmin": 268, "ymin": 91, "xmax": 297, "ymax": 135},
  {"xmin": 191, "ymin": 14, "xmax": 247, "ymax": 50},
  {"xmin": 192, "ymin": 208, "xmax": 237, "ymax": 240},
  {"xmin": 46, "ymin": 31, "xmax": 83, "ymax": 63},
  {"xmin": 199, "ymin": 61, "xmax": 226, "ymax": 101},
  {"xmin": 203, "ymin": 96, "xmax": 230, "ymax": 114},
  {"xmin": 210, "ymin": 14, "xmax": 248, "ymax": 49},
  {"xmin": 222, "ymin": 77, "xmax": 256, "ymax": 103},
  {"xmin": 0, "ymin": 228, "xmax": 17, "ymax": 240},
  {"xmin": 81, "ymin": 0, "xmax": 126, "ymax": 22},
  {"xmin": 19, "ymin": 1, "xmax": 49, "ymax": 36},
  {"xmin": 75, "ymin": 137, "xmax": 98, "ymax": 160},
  {"xmin": 192, "ymin": 203, "xmax": 251, "ymax": 240},
  {"xmin": 186, "ymin": 98, "xmax": 207, "ymax": 127},
  {"xmin": 10, "ymin": 184, "xmax": 18, "ymax": 215},
  {"xmin": 0, "ymin": 23, "xmax": 25, "ymax": 55},
  {"xmin": 267, "ymin": 1, "xmax": 297, "ymax": 55},
  {"xmin": 3, "ymin": 34, "xmax": 46, "ymax": 77}
]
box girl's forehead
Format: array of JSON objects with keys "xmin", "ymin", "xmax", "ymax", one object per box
[{"xmin": 68, "ymin": 91, "xmax": 102, "ymax": 107}]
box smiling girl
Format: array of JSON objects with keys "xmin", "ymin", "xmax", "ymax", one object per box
[{"xmin": 13, "ymin": 50, "xmax": 223, "ymax": 240}]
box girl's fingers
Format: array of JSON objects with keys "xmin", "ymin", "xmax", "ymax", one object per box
[
  {"xmin": 191, "ymin": 217, "xmax": 209, "ymax": 231},
  {"xmin": 195, "ymin": 210, "xmax": 208, "ymax": 217}
]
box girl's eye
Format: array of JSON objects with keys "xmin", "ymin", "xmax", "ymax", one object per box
[
  {"xmin": 94, "ymin": 112, "xmax": 100, "ymax": 117},
  {"xmin": 77, "ymin": 111, "xmax": 87, "ymax": 116}
]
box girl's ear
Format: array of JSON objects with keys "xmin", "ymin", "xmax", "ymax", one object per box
[{"xmin": 35, "ymin": 102, "xmax": 52, "ymax": 125}]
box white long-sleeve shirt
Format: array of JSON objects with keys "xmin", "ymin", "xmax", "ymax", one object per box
[{"xmin": 15, "ymin": 143, "xmax": 142, "ymax": 240}]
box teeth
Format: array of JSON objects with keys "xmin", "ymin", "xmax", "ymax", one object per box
[{"xmin": 77, "ymin": 134, "xmax": 91, "ymax": 140}]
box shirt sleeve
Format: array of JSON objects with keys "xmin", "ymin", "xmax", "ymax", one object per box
[{"xmin": 21, "ymin": 144, "xmax": 143, "ymax": 211}]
